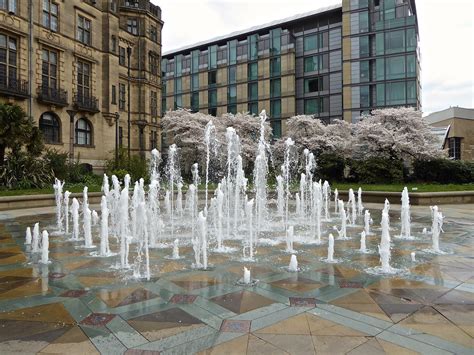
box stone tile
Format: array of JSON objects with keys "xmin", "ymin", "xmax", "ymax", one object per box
[
  {"xmin": 197, "ymin": 334, "xmax": 248, "ymax": 355},
  {"xmin": 246, "ymin": 333, "xmax": 287, "ymax": 355},
  {"xmin": 289, "ymin": 297, "xmax": 317, "ymax": 307},
  {"xmin": 169, "ymin": 294, "xmax": 197, "ymax": 304},
  {"xmin": 38, "ymin": 326, "xmax": 99, "ymax": 354},
  {"xmin": 80, "ymin": 313, "xmax": 116, "ymax": 327},
  {"xmin": 256, "ymin": 333, "xmax": 316, "ymax": 355},
  {"xmin": 312, "ymin": 335, "xmax": 369, "ymax": 354},
  {"xmin": 60, "ymin": 289, "xmax": 89, "ymax": 298},
  {"xmin": 255, "ymin": 313, "xmax": 310, "ymax": 335},
  {"xmin": 270, "ymin": 275, "xmax": 325, "ymax": 293},
  {"xmin": 434, "ymin": 289, "xmax": 474, "ymax": 305},
  {"xmin": 210, "ymin": 290, "xmax": 275, "ymax": 314},
  {"xmin": 305, "ymin": 313, "xmax": 369, "ymax": 336},
  {"xmin": 220, "ymin": 319, "xmax": 251, "ymax": 333},
  {"xmin": 434, "ymin": 304, "xmax": 474, "ymax": 337},
  {"xmin": 0, "ymin": 302, "xmax": 75, "ymax": 324}
]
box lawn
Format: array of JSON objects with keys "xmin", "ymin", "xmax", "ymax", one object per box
[{"xmin": 0, "ymin": 184, "xmax": 102, "ymax": 197}]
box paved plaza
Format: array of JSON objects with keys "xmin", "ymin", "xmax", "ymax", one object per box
[{"xmin": 0, "ymin": 203, "xmax": 472, "ymax": 354}]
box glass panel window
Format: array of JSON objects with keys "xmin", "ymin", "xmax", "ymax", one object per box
[
  {"xmin": 77, "ymin": 60, "xmax": 91, "ymax": 100},
  {"xmin": 127, "ymin": 18, "xmax": 138, "ymax": 35},
  {"xmin": 150, "ymin": 25, "xmax": 158, "ymax": 42},
  {"xmin": 304, "ymin": 76, "xmax": 327, "ymax": 93},
  {"xmin": 386, "ymin": 81, "xmax": 406, "ymax": 105},
  {"xmin": 175, "ymin": 54, "xmax": 182, "ymax": 76},
  {"xmin": 75, "ymin": 118, "xmax": 92, "ymax": 145},
  {"xmin": 406, "ymin": 28, "xmax": 417, "ymax": 51},
  {"xmin": 270, "ymin": 57, "xmax": 281, "ymax": 77},
  {"xmin": 248, "ymin": 34, "xmax": 258, "ymax": 60},
  {"xmin": 208, "ymin": 70, "xmax": 217, "ymax": 86},
  {"xmin": 149, "ymin": 53, "xmax": 159, "ymax": 76},
  {"xmin": 175, "ymin": 94, "xmax": 182, "ymax": 109},
  {"xmin": 360, "ymin": 85, "xmax": 370, "ymax": 107},
  {"xmin": 270, "ymin": 78, "xmax": 281, "ymax": 98},
  {"xmin": 174, "ymin": 77, "xmax": 182, "ymax": 94},
  {"xmin": 406, "ymin": 54, "xmax": 416, "ymax": 77},
  {"xmin": 386, "ymin": 55, "xmax": 405, "ymax": 79},
  {"xmin": 271, "ymin": 120, "xmax": 282, "ymax": 139},
  {"xmin": 270, "ymin": 99, "xmax": 281, "ymax": 118},
  {"xmin": 43, "ymin": 1, "xmax": 59, "ymax": 32},
  {"xmin": 304, "ymin": 34, "xmax": 317, "ymax": 51},
  {"xmin": 304, "ymin": 56, "xmax": 319, "ymax": 72},
  {"xmin": 208, "ymin": 45, "xmax": 217, "ymax": 69},
  {"xmin": 376, "ymin": 33, "xmax": 384, "ymax": 55},
  {"xmin": 228, "ymin": 85, "xmax": 237, "ymax": 104},
  {"xmin": 304, "ymin": 98, "xmax": 320, "ymax": 114},
  {"xmin": 376, "ymin": 83, "xmax": 385, "ymax": 105},
  {"xmin": 360, "ymin": 61, "xmax": 370, "ymax": 82},
  {"xmin": 150, "ymin": 90, "xmax": 158, "ymax": 120},
  {"xmin": 376, "ymin": 58, "xmax": 385, "ymax": 80},
  {"xmin": 385, "ymin": 30, "xmax": 405, "ymax": 54},
  {"xmin": 228, "ymin": 65, "xmax": 236, "ymax": 84},
  {"xmin": 248, "ymin": 82, "xmax": 258, "ymax": 101},
  {"xmin": 191, "ymin": 92, "xmax": 199, "ymax": 112},
  {"xmin": 270, "ymin": 28, "xmax": 281, "ymax": 55},
  {"xmin": 248, "ymin": 62, "xmax": 258, "ymax": 81},
  {"xmin": 191, "ymin": 50, "xmax": 199, "ymax": 73},
  {"xmin": 111, "ymin": 85, "xmax": 116, "ymax": 104},
  {"xmin": 248, "ymin": 102, "xmax": 258, "ymax": 115},
  {"xmin": 119, "ymin": 47, "xmax": 126, "ymax": 66},
  {"xmin": 39, "ymin": 112, "xmax": 60, "ymax": 143},
  {"xmin": 1, "ymin": 0, "xmax": 17, "ymax": 13},
  {"xmin": 191, "ymin": 73, "xmax": 199, "ymax": 91},
  {"xmin": 41, "ymin": 48, "xmax": 57, "ymax": 89},
  {"xmin": 448, "ymin": 137, "xmax": 461, "ymax": 160},
  {"xmin": 406, "ymin": 80, "xmax": 416, "ymax": 103},
  {"xmin": 77, "ymin": 15, "xmax": 91, "ymax": 45},
  {"xmin": 208, "ymin": 89, "xmax": 217, "ymax": 107},
  {"xmin": 359, "ymin": 11, "xmax": 369, "ymax": 32},
  {"xmin": 228, "ymin": 40, "xmax": 237, "ymax": 65},
  {"xmin": 119, "ymin": 83, "xmax": 126, "ymax": 110},
  {"xmin": 359, "ymin": 36, "xmax": 369, "ymax": 57},
  {"xmin": 228, "ymin": 105, "xmax": 237, "ymax": 114}
]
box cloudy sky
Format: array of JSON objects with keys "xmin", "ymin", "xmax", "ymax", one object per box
[{"xmin": 152, "ymin": 0, "xmax": 474, "ymax": 115}]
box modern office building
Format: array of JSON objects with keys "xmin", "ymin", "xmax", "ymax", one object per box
[
  {"xmin": 427, "ymin": 107, "xmax": 474, "ymax": 162},
  {"xmin": 0, "ymin": 0, "xmax": 163, "ymax": 172},
  {"xmin": 162, "ymin": 0, "xmax": 420, "ymax": 138}
]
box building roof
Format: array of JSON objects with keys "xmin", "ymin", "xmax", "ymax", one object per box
[
  {"xmin": 430, "ymin": 126, "xmax": 450, "ymax": 149},
  {"xmin": 163, "ymin": 3, "xmax": 342, "ymax": 57},
  {"xmin": 426, "ymin": 107, "xmax": 474, "ymax": 124}
]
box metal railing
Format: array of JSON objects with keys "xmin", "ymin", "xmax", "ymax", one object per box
[
  {"xmin": 37, "ymin": 85, "xmax": 68, "ymax": 106},
  {"xmin": 0, "ymin": 74, "xmax": 28, "ymax": 98},
  {"xmin": 73, "ymin": 93, "xmax": 99, "ymax": 113}
]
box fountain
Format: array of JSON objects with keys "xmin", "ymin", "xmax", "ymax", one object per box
[
  {"xmin": 40, "ymin": 230, "xmax": 49, "ymax": 264},
  {"xmin": 172, "ymin": 239, "xmax": 180, "ymax": 259},
  {"xmin": 63, "ymin": 191, "xmax": 70, "ymax": 235},
  {"xmin": 378, "ymin": 210, "xmax": 393, "ymax": 273},
  {"xmin": 299, "ymin": 174, "xmax": 305, "ymax": 217},
  {"xmin": 198, "ymin": 211, "xmax": 208, "ymax": 269},
  {"xmin": 25, "ymin": 227, "xmax": 32, "ymax": 245},
  {"xmin": 334, "ymin": 199, "xmax": 348, "ymax": 239},
  {"xmin": 215, "ymin": 185, "xmax": 225, "ymax": 251},
  {"xmin": 176, "ymin": 182, "xmax": 183, "ymax": 217},
  {"xmin": 99, "ymin": 196, "xmax": 111, "ymax": 257},
  {"xmin": 204, "ymin": 121, "xmax": 216, "ymax": 210},
  {"xmin": 119, "ymin": 182, "xmax": 130, "ymax": 269},
  {"xmin": 357, "ymin": 187, "xmax": 363, "ymax": 216},
  {"xmin": 288, "ymin": 254, "xmax": 298, "ymax": 272},
  {"xmin": 276, "ymin": 175, "xmax": 284, "ymax": 217},
  {"xmin": 243, "ymin": 267, "xmax": 251, "ymax": 284},
  {"xmin": 398, "ymin": 187, "xmax": 412, "ymax": 239},
  {"xmin": 83, "ymin": 207, "xmax": 94, "ymax": 249},
  {"xmin": 32, "ymin": 223, "xmax": 40, "ymax": 253},
  {"xmin": 283, "ymin": 138, "xmax": 294, "ymax": 233},
  {"xmin": 312, "ymin": 181, "xmax": 322, "ymax": 243},
  {"xmin": 253, "ymin": 111, "xmax": 269, "ymax": 238},
  {"xmin": 347, "ymin": 188, "xmax": 356, "ymax": 225},
  {"xmin": 133, "ymin": 201, "xmax": 150, "ymax": 280},
  {"xmin": 430, "ymin": 206, "xmax": 444, "ymax": 253},
  {"xmin": 326, "ymin": 233, "xmax": 335, "ymax": 263},
  {"xmin": 53, "ymin": 178, "xmax": 64, "ymax": 232},
  {"xmin": 411, "ymin": 252, "xmax": 416, "ymax": 262},
  {"xmin": 384, "ymin": 198, "xmax": 390, "ymax": 213},
  {"xmin": 91, "ymin": 210, "xmax": 99, "ymax": 226},
  {"xmin": 334, "ymin": 188, "xmax": 338, "ymax": 214},
  {"xmin": 364, "ymin": 210, "xmax": 372, "ymax": 236},
  {"xmin": 166, "ymin": 144, "xmax": 180, "ymax": 239},
  {"xmin": 71, "ymin": 198, "xmax": 80, "ymax": 241},
  {"xmin": 243, "ymin": 198, "xmax": 255, "ymax": 261},
  {"xmin": 359, "ymin": 231, "xmax": 368, "ymax": 253},
  {"xmin": 323, "ymin": 181, "xmax": 330, "ymax": 220},
  {"xmin": 286, "ymin": 226, "xmax": 295, "ymax": 253},
  {"xmin": 295, "ymin": 193, "xmax": 301, "ymax": 216}
]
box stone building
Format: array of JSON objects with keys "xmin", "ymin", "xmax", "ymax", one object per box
[
  {"xmin": 162, "ymin": 0, "xmax": 420, "ymax": 138},
  {"xmin": 427, "ymin": 107, "xmax": 474, "ymax": 162},
  {"xmin": 0, "ymin": 0, "xmax": 163, "ymax": 172}
]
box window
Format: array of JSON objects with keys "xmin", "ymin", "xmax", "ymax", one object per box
[
  {"xmin": 174, "ymin": 78, "xmax": 182, "ymax": 94},
  {"xmin": 248, "ymin": 82, "xmax": 258, "ymax": 101},
  {"xmin": 304, "ymin": 76, "xmax": 328, "ymax": 93},
  {"xmin": 161, "ymin": 97, "xmax": 166, "ymax": 115},
  {"xmin": 75, "ymin": 118, "xmax": 92, "ymax": 145},
  {"xmin": 174, "ymin": 94, "xmax": 182, "ymax": 109},
  {"xmin": 271, "ymin": 120, "xmax": 282, "ymax": 139},
  {"xmin": 406, "ymin": 28, "xmax": 417, "ymax": 51},
  {"xmin": 119, "ymin": 126, "xmax": 123, "ymax": 147},
  {"xmin": 385, "ymin": 30, "xmax": 405, "ymax": 54},
  {"xmin": 406, "ymin": 54, "xmax": 416, "ymax": 77},
  {"xmin": 0, "ymin": 0, "xmax": 16, "ymax": 13},
  {"xmin": 360, "ymin": 85, "xmax": 370, "ymax": 107},
  {"xmin": 208, "ymin": 107, "xmax": 217, "ymax": 116},
  {"xmin": 376, "ymin": 33, "xmax": 384, "ymax": 55},
  {"xmin": 139, "ymin": 127, "xmax": 145, "ymax": 150},
  {"xmin": 304, "ymin": 56, "xmax": 319, "ymax": 72},
  {"xmin": 39, "ymin": 112, "xmax": 60, "ymax": 143},
  {"xmin": 0, "ymin": 34, "xmax": 18, "ymax": 85},
  {"xmin": 360, "ymin": 61, "xmax": 370, "ymax": 82},
  {"xmin": 77, "ymin": 15, "xmax": 91, "ymax": 45},
  {"xmin": 111, "ymin": 35, "xmax": 116, "ymax": 53},
  {"xmin": 149, "ymin": 53, "xmax": 159, "ymax": 76},
  {"xmin": 150, "ymin": 91, "xmax": 157, "ymax": 120},
  {"xmin": 42, "ymin": 1, "xmax": 58, "ymax": 32},
  {"xmin": 191, "ymin": 50, "xmax": 199, "ymax": 73},
  {"xmin": 228, "ymin": 40, "xmax": 237, "ymax": 65},
  {"xmin": 304, "ymin": 34, "xmax": 317, "ymax": 51},
  {"xmin": 376, "ymin": 83, "xmax": 385, "ymax": 105},
  {"xmin": 41, "ymin": 48, "xmax": 57, "ymax": 89},
  {"xmin": 208, "ymin": 89, "xmax": 217, "ymax": 107},
  {"xmin": 150, "ymin": 25, "xmax": 158, "ymax": 43},
  {"xmin": 119, "ymin": 83, "xmax": 126, "ymax": 110},
  {"xmin": 448, "ymin": 137, "xmax": 461, "ymax": 160},
  {"xmin": 77, "ymin": 60, "xmax": 91, "ymax": 99},
  {"xmin": 359, "ymin": 36, "xmax": 369, "ymax": 57},
  {"xmin": 111, "ymin": 85, "xmax": 116, "ymax": 104},
  {"xmin": 359, "ymin": 11, "xmax": 369, "ymax": 32},
  {"xmin": 386, "ymin": 81, "xmax": 405, "ymax": 105},
  {"xmin": 248, "ymin": 62, "xmax": 258, "ymax": 81},
  {"xmin": 270, "ymin": 78, "xmax": 281, "ymax": 98},
  {"xmin": 248, "ymin": 102, "xmax": 258, "ymax": 115},
  {"xmin": 304, "ymin": 98, "xmax": 324, "ymax": 114},
  {"xmin": 208, "ymin": 70, "xmax": 217, "ymax": 86},
  {"xmin": 270, "ymin": 99, "xmax": 281, "ymax": 118},
  {"xmin": 248, "ymin": 34, "xmax": 258, "ymax": 60},
  {"xmin": 270, "ymin": 28, "xmax": 281, "ymax": 55},
  {"xmin": 150, "ymin": 130, "xmax": 157, "ymax": 150},
  {"xmin": 386, "ymin": 55, "xmax": 405, "ymax": 79},
  {"xmin": 191, "ymin": 92, "xmax": 199, "ymax": 112},
  {"xmin": 228, "ymin": 66, "xmax": 236, "ymax": 84},
  {"xmin": 127, "ymin": 18, "xmax": 138, "ymax": 35},
  {"xmin": 376, "ymin": 58, "xmax": 385, "ymax": 80},
  {"xmin": 227, "ymin": 105, "xmax": 237, "ymax": 114},
  {"xmin": 227, "ymin": 85, "xmax": 237, "ymax": 104},
  {"xmin": 270, "ymin": 57, "xmax": 281, "ymax": 77},
  {"xmin": 407, "ymin": 80, "xmax": 416, "ymax": 103},
  {"xmin": 208, "ymin": 45, "xmax": 217, "ymax": 69},
  {"xmin": 119, "ymin": 47, "xmax": 126, "ymax": 66},
  {"xmin": 191, "ymin": 73, "xmax": 199, "ymax": 91}
]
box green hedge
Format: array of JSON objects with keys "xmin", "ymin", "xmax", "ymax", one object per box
[
  {"xmin": 412, "ymin": 159, "xmax": 474, "ymax": 184},
  {"xmin": 351, "ymin": 157, "xmax": 404, "ymax": 184}
]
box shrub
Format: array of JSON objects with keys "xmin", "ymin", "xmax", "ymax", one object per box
[
  {"xmin": 43, "ymin": 149, "xmax": 69, "ymax": 180},
  {"xmin": 0, "ymin": 151, "xmax": 54, "ymax": 189},
  {"xmin": 315, "ymin": 153, "xmax": 345, "ymax": 182},
  {"xmin": 412, "ymin": 159, "xmax": 474, "ymax": 184},
  {"xmin": 105, "ymin": 149, "xmax": 149, "ymax": 183},
  {"xmin": 351, "ymin": 157, "xmax": 404, "ymax": 184}
]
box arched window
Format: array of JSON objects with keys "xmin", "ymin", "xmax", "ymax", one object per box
[
  {"xmin": 39, "ymin": 112, "xmax": 61, "ymax": 143},
  {"xmin": 75, "ymin": 118, "xmax": 92, "ymax": 145}
]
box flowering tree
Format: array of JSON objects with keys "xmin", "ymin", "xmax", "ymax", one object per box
[{"xmin": 353, "ymin": 108, "xmax": 444, "ymax": 161}]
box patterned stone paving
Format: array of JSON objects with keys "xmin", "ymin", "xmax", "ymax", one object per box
[{"xmin": 0, "ymin": 203, "xmax": 472, "ymax": 354}]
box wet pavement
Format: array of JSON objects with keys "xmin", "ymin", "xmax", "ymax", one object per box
[{"xmin": 0, "ymin": 203, "xmax": 472, "ymax": 354}]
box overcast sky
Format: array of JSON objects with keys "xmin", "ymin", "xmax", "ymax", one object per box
[{"xmin": 152, "ymin": 0, "xmax": 474, "ymax": 115}]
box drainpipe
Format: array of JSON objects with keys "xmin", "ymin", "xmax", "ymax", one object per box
[{"xmin": 28, "ymin": 0, "xmax": 33, "ymax": 119}]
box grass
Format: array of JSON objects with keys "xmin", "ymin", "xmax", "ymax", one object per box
[{"xmin": 1, "ymin": 182, "xmax": 473, "ymax": 197}]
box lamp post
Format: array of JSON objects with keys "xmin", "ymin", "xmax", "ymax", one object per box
[
  {"xmin": 115, "ymin": 112, "xmax": 120, "ymax": 169},
  {"xmin": 127, "ymin": 46, "xmax": 132, "ymax": 165},
  {"xmin": 66, "ymin": 109, "xmax": 77, "ymax": 161}
]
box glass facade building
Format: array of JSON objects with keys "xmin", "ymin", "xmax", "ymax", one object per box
[{"xmin": 162, "ymin": 0, "xmax": 420, "ymax": 137}]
